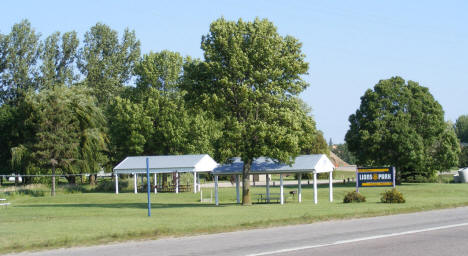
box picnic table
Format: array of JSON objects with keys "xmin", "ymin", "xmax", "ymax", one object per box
[
  {"xmin": 256, "ymin": 193, "xmax": 282, "ymax": 203},
  {"xmin": 153, "ymin": 184, "xmax": 192, "ymax": 192}
]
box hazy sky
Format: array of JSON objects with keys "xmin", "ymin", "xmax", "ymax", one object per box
[{"xmin": 2, "ymin": 0, "xmax": 467, "ymax": 143}]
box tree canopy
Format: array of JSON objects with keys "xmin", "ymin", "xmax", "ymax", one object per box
[
  {"xmin": 345, "ymin": 77, "xmax": 460, "ymax": 181},
  {"xmin": 0, "ymin": 20, "xmax": 41, "ymax": 104},
  {"xmin": 455, "ymin": 115, "xmax": 468, "ymax": 143},
  {"xmin": 78, "ymin": 23, "xmax": 140, "ymax": 104}
]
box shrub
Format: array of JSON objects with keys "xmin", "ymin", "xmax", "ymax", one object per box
[
  {"xmin": 4, "ymin": 189, "xmax": 45, "ymax": 197},
  {"xmin": 93, "ymin": 179, "xmax": 129, "ymax": 192},
  {"xmin": 62, "ymin": 184, "xmax": 87, "ymax": 194},
  {"xmin": 343, "ymin": 191, "xmax": 366, "ymax": 203},
  {"xmin": 380, "ymin": 188, "xmax": 405, "ymax": 203}
]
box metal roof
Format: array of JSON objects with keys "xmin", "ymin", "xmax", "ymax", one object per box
[
  {"xmin": 213, "ymin": 154, "xmax": 334, "ymax": 175},
  {"xmin": 113, "ymin": 154, "xmax": 218, "ymax": 174}
]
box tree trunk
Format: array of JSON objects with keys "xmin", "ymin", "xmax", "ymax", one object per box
[
  {"xmin": 14, "ymin": 173, "xmax": 19, "ymax": 186},
  {"xmin": 396, "ymin": 167, "xmax": 402, "ymax": 185},
  {"xmin": 23, "ymin": 176, "xmax": 29, "ymax": 184},
  {"xmin": 65, "ymin": 175, "xmax": 76, "ymax": 184},
  {"xmin": 51, "ymin": 165, "xmax": 56, "ymax": 196},
  {"xmin": 242, "ymin": 159, "xmax": 252, "ymax": 205},
  {"xmin": 89, "ymin": 174, "xmax": 96, "ymax": 186}
]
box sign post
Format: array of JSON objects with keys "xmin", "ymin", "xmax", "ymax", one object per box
[
  {"xmin": 146, "ymin": 157, "xmax": 151, "ymax": 217},
  {"xmin": 356, "ymin": 167, "xmax": 395, "ymax": 190}
]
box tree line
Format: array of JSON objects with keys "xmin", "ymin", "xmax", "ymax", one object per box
[
  {"xmin": 0, "ymin": 19, "xmax": 328, "ymax": 200},
  {"xmin": 1, "ymin": 18, "xmax": 463, "ymax": 202}
]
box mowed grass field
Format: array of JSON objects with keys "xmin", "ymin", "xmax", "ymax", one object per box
[{"xmin": 1, "ymin": 182, "xmax": 468, "ymax": 253}]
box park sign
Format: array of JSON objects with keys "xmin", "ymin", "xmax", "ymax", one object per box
[{"xmin": 356, "ymin": 167, "xmax": 395, "ymax": 191}]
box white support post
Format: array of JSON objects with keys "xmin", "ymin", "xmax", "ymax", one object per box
[
  {"xmin": 197, "ymin": 173, "xmax": 200, "ymax": 192},
  {"xmin": 329, "ymin": 171, "xmax": 333, "ymax": 202},
  {"xmin": 236, "ymin": 174, "xmax": 240, "ymax": 204},
  {"xmin": 175, "ymin": 172, "xmax": 179, "ymax": 194},
  {"xmin": 298, "ymin": 173, "xmax": 302, "ymax": 203},
  {"xmin": 313, "ymin": 171, "xmax": 317, "ymax": 204},
  {"xmin": 266, "ymin": 174, "xmax": 270, "ymax": 203},
  {"xmin": 154, "ymin": 173, "xmax": 157, "ymax": 194},
  {"xmin": 193, "ymin": 172, "xmax": 197, "ymax": 194},
  {"xmin": 134, "ymin": 173, "xmax": 138, "ymax": 194},
  {"xmin": 115, "ymin": 173, "xmax": 119, "ymax": 194},
  {"xmin": 215, "ymin": 175, "xmax": 219, "ymax": 206},
  {"xmin": 280, "ymin": 174, "xmax": 284, "ymax": 205}
]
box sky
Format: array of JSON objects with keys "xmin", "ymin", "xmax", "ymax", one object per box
[{"xmin": 1, "ymin": 0, "xmax": 467, "ymax": 143}]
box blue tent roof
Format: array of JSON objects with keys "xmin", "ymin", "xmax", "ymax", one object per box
[{"xmin": 213, "ymin": 154, "xmax": 334, "ymax": 175}]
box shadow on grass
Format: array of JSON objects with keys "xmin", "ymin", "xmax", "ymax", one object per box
[{"xmin": 16, "ymin": 202, "xmax": 233, "ymax": 209}]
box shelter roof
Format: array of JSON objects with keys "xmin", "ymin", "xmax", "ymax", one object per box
[
  {"xmin": 213, "ymin": 154, "xmax": 334, "ymax": 175},
  {"xmin": 113, "ymin": 154, "xmax": 218, "ymax": 174}
]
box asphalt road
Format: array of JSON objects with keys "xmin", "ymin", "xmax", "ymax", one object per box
[{"xmin": 10, "ymin": 207, "xmax": 468, "ymax": 256}]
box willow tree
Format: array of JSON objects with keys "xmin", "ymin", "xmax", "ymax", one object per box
[
  {"xmin": 183, "ymin": 18, "xmax": 310, "ymax": 205},
  {"xmin": 11, "ymin": 86, "xmax": 107, "ymax": 193}
]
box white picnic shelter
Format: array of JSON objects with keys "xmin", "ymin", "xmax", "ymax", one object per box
[
  {"xmin": 212, "ymin": 154, "xmax": 335, "ymax": 205},
  {"xmin": 113, "ymin": 154, "xmax": 218, "ymax": 194}
]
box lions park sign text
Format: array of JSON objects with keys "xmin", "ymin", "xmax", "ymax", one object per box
[{"xmin": 356, "ymin": 167, "xmax": 396, "ymax": 192}]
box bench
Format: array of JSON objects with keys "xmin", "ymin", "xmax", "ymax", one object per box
[{"xmin": 256, "ymin": 193, "xmax": 283, "ymax": 203}]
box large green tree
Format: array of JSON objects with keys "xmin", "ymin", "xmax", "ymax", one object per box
[
  {"xmin": 78, "ymin": 23, "xmax": 140, "ymax": 104},
  {"xmin": 183, "ymin": 18, "xmax": 311, "ymax": 205},
  {"xmin": 345, "ymin": 77, "xmax": 460, "ymax": 181},
  {"xmin": 107, "ymin": 96, "xmax": 152, "ymax": 164},
  {"xmin": 0, "ymin": 20, "xmax": 41, "ymax": 104},
  {"xmin": 109, "ymin": 50, "xmax": 220, "ymax": 165}
]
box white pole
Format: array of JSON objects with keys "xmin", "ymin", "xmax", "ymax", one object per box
[
  {"xmin": 175, "ymin": 172, "xmax": 179, "ymax": 194},
  {"xmin": 298, "ymin": 173, "xmax": 302, "ymax": 203},
  {"xmin": 134, "ymin": 173, "xmax": 138, "ymax": 194},
  {"xmin": 193, "ymin": 172, "xmax": 197, "ymax": 194},
  {"xmin": 313, "ymin": 171, "xmax": 317, "ymax": 204},
  {"xmin": 115, "ymin": 173, "xmax": 119, "ymax": 194},
  {"xmin": 329, "ymin": 170, "xmax": 333, "ymax": 202},
  {"xmin": 266, "ymin": 174, "xmax": 270, "ymax": 203},
  {"xmin": 236, "ymin": 174, "xmax": 240, "ymax": 204},
  {"xmin": 154, "ymin": 173, "xmax": 158, "ymax": 194},
  {"xmin": 197, "ymin": 173, "xmax": 200, "ymax": 192},
  {"xmin": 215, "ymin": 175, "xmax": 219, "ymax": 206},
  {"xmin": 280, "ymin": 174, "xmax": 284, "ymax": 205}
]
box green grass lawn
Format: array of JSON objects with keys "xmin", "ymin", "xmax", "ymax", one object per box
[{"xmin": 1, "ymin": 182, "xmax": 468, "ymax": 254}]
